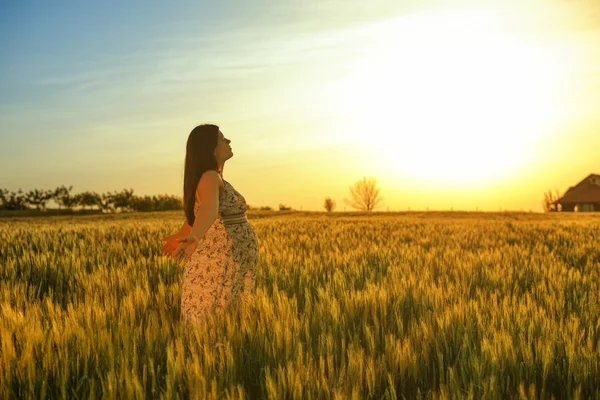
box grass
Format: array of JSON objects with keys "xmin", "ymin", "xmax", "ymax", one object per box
[{"xmin": 1, "ymin": 211, "xmax": 599, "ymax": 399}]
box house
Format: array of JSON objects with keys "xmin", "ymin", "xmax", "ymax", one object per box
[{"xmin": 555, "ymin": 174, "xmax": 600, "ymax": 212}]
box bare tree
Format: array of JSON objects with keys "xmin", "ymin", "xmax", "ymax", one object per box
[
  {"xmin": 542, "ymin": 189, "xmax": 561, "ymax": 212},
  {"xmin": 344, "ymin": 177, "xmax": 384, "ymax": 212},
  {"xmin": 323, "ymin": 197, "xmax": 336, "ymax": 212}
]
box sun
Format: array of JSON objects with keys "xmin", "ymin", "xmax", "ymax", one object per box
[{"xmin": 335, "ymin": 9, "xmax": 565, "ymax": 187}]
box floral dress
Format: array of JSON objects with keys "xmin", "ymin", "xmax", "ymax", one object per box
[{"xmin": 180, "ymin": 179, "xmax": 259, "ymax": 327}]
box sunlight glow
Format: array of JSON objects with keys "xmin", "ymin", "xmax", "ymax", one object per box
[{"xmin": 335, "ymin": 9, "xmax": 569, "ymax": 187}]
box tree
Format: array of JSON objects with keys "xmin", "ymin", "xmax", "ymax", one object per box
[
  {"xmin": 112, "ymin": 188, "xmax": 134, "ymax": 212},
  {"xmin": 1, "ymin": 189, "xmax": 28, "ymax": 210},
  {"xmin": 152, "ymin": 194, "xmax": 183, "ymax": 211},
  {"xmin": 97, "ymin": 191, "xmax": 117, "ymax": 213},
  {"xmin": 279, "ymin": 203, "xmax": 292, "ymax": 211},
  {"xmin": 131, "ymin": 195, "xmax": 155, "ymax": 212},
  {"xmin": 53, "ymin": 185, "xmax": 76, "ymax": 210},
  {"xmin": 344, "ymin": 177, "xmax": 384, "ymax": 212},
  {"xmin": 25, "ymin": 189, "xmax": 54, "ymax": 211},
  {"xmin": 78, "ymin": 191, "xmax": 101, "ymax": 210},
  {"xmin": 1, "ymin": 186, "xmax": 185, "ymax": 213},
  {"xmin": 323, "ymin": 197, "xmax": 336, "ymax": 212},
  {"xmin": 0, "ymin": 188, "xmax": 9, "ymax": 209},
  {"xmin": 542, "ymin": 189, "xmax": 561, "ymax": 212}
]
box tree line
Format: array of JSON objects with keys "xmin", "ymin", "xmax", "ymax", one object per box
[
  {"xmin": 2, "ymin": 179, "xmax": 571, "ymax": 214},
  {"xmin": 0, "ymin": 176, "xmax": 386, "ymax": 214},
  {"xmin": 0, "ymin": 185, "xmax": 182, "ymax": 213}
]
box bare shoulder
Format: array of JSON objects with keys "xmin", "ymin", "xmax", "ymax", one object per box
[
  {"xmin": 196, "ymin": 170, "xmax": 224, "ymax": 201},
  {"xmin": 199, "ymin": 170, "xmax": 224, "ymax": 186}
]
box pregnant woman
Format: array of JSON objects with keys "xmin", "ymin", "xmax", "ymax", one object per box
[{"xmin": 161, "ymin": 124, "xmax": 259, "ymax": 327}]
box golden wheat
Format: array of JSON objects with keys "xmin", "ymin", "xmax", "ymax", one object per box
[{"xmin": 0, "ymin": 211, "xmax": 599, "ymax": 399}]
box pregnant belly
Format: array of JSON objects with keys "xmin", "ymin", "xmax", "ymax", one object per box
[
  {"xmin": 227, "ymin": 222, "xmax": 258, "ymax": 248},
  {"xmin": 197, "ymin": 222, "xmax": 258, "ymax": 259}
]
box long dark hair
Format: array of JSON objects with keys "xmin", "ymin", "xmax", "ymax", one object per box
[{"xmin": 183, "ymin": 124, "xmax": 219, "ymax": 226}]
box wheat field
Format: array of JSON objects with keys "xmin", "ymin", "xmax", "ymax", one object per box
[{"xmin": 1, "ymin": 211, "xmax": 599, "ymax": 399}]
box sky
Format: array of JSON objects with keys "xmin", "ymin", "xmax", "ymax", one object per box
[{"xmin": 1, "ymin": 0, "xmax": 599, "ymax": 212}]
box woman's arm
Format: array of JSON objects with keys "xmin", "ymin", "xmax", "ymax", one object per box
[
  {"xmin": 172, "ymin": 171, "xmax": 220, "ymax": 262},
  {"xmin": 188, "ymin": 171, "xmax": 220, "ymax": 240},
  {"xmin": 179, "ymin": 219, "xmax": 192, "ymax": 236}
]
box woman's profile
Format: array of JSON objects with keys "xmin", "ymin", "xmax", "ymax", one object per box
[{"xmin": 161, "ymin": 124, "xmax": 259, "ymax": 327}]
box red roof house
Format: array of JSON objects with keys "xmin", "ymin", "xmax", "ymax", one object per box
[{"xmin": 555, "ymin": 174, "xmax": 600, "ymax": 212}]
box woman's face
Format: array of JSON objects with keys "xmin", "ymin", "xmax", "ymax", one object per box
[{"xmin": 214, "ymin": 130, "xmax": 233, "ymax": 164}]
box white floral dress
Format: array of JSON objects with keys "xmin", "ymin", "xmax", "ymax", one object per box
[{"xmin": 180, "ymin": 179, "xmax": 259, "ymax": 327}]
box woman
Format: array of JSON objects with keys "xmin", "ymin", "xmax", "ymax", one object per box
[{"xmin": 161, "ymin": 124, "xmax": 259, "ymax": 327}]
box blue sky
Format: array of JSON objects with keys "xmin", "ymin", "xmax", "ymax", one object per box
[{"xmin": 1, "ymin": 0, "xmax": 599, "ymax": 211}]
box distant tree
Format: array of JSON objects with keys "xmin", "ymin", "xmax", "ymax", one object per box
[
  {"xmin": 0, "ymin": 188, "xmax": 7, "ymax": 209},
  {"xmin": 542, "ymin": 189, "xmax": 561, "ymax": 212},
  {"xmin": 323, "ymin": 197, "xmax": 336, "ymax": 212},
  {"xmin": 53, "ymin": 185, "xmax": 77, "ymax": 210},
  {"xmin": 279, "ymin": 203, "xmax": 292, "ymax": 211},
  {"xmin": 0, "ymin": 186, "xmax": 183, "ymax": 213},
  {"xmin": 260, "ymin": 206, "xmax": 273, "ymax": 211},
  {"xmin": 25, "ymin": 189, "xmax": 54, "ymax": 211},
  {"xmin": 344, "ymin": 177, "xmax": 384, "ymax": 212},
  {"xmin": 152, "ymin": 194, "xmax": 183, "ymax": 211},
  {"xmin": 78, "ymin": 191, "xmax": 101, "ymax": 210},
  {"xmin": 1, "ymin": 189, "xmax": 28, "ymax": 210},
  {"xmin": 131, "ymin": 195, "xmax": 155, "ymax": 212},
  {"xmin": 97, "ymin": 191, "xmax": 117, "ymax": 213},
  {"xmin": 72, "ymin": 193, "xmax": 83, "ymax": 209},
  {"xmin": 126, "ymin": 193, "xmax": 183, "ymax": 212},
  {"xmin": 112, "ymin": 188, "xmax": 135, "ymax": 212}
]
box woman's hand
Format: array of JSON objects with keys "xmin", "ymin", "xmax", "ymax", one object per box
[
  {"xmin": 172, "ymin": 234, "xmax": 201, "ymax": 263},
  {"xmin": 161, "ymin": 233, "xmax": 180, "ymax": 257}
]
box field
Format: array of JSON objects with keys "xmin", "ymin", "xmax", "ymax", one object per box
[{"xmin": 1, "ymin": 211, "xmax": 599, "ymax": 399}]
